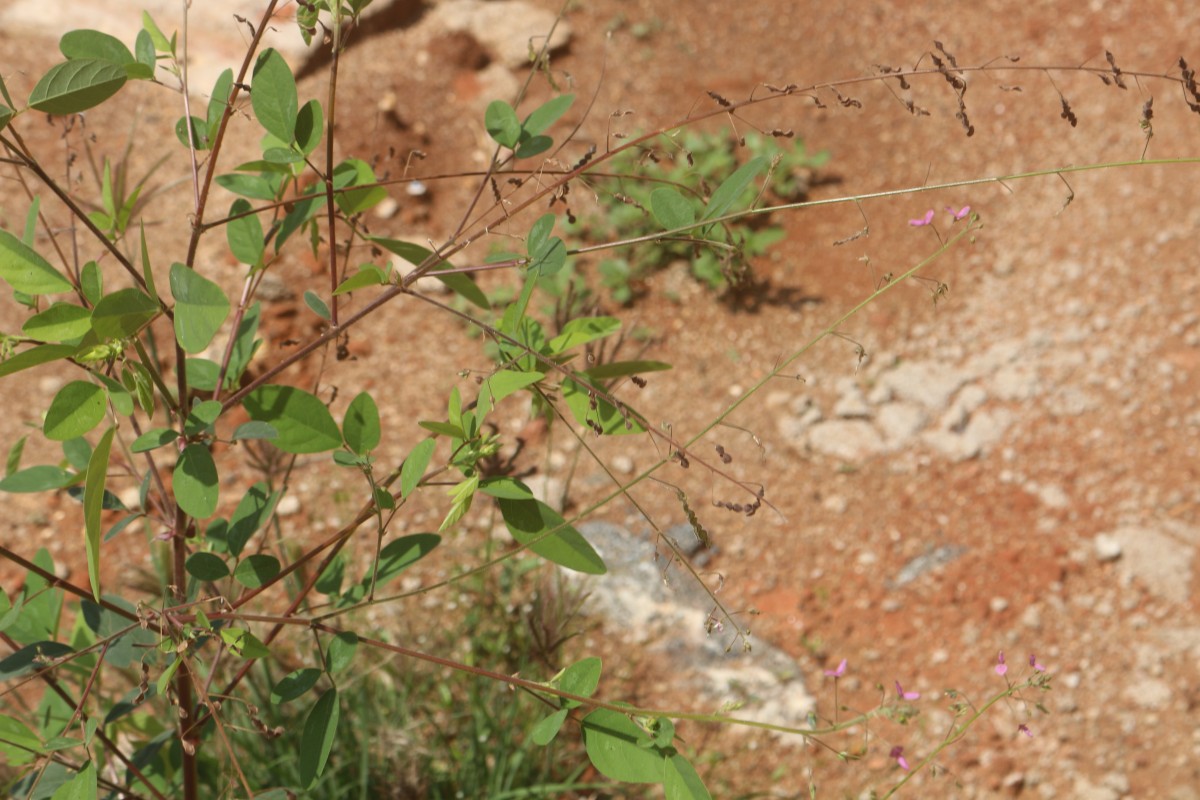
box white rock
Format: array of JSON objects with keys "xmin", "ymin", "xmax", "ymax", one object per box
[
  {"xmin": 806, "ymin": 420, "xmax": 886, "ymax": 461},
  {"xmin": 1110, "ymin": 524, "xmax": 1194, "ymax": 602},
  {"xmin": 832, "ymin": 379, "xmax": 872, "ymax": 419},
  {"xmin": 1093, "ymin": 534, "xmax": 1123, "ymax": 561},
  {"xmin": 275, "ymin": 494, "xmax": 302, "ymax": 517},
  {"xmin": 427, "ymin": 0, "xmax": 572, "ymax": 69},
  {"xmin": 879, "ymin": 361, "xmax": 967, "ymax": 410},
  {"xmin": 876, "ymin": 402, "xmax": 928, "ymax": 445}
]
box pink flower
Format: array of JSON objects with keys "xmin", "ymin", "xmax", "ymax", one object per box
[
  {"xmin": 1029, "ymin": 654, "xmax": 1045, "ymax": 672},
  {"xmin": 945, "ymin": 205, "xmax": 971, "ymax": 220},
  {"xmin": 895, "ymin": 681, "xmax": 920, "ymax": 700},
  {"xmin": 1018, "ymin": 724, "xmax": 1034, "ymax": 737},
  {"xmin": 824, "ymin": 658, "xmax": 847, "ymax": 678},
  {"xmin": 995, "ymin": 651, "xmax": 1008, "ymax": 676},
  {"xmin": 890, "ymin": 745, "xmax": 910, "ymax": 770},
  {"xmin": 909, "ymin": 209, "xmax": 935, "ymax": 226}
]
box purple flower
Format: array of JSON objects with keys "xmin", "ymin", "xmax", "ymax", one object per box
[
  {"xmin": 890, "ymin": 745, "xmax": 910, "ymax": 770},
  {"xmin": 909, "ymin": 209, "xmax": 935, "ymax": 227},
  {"xmin": 895, "ymin": 681, "xmax": 920, "ymax": 700},
  {"xmin": 824, "ymin": 658, "xmax": 847, "ymax": 678},
  {"xmin": 1018, "ymin": 724, "xmax": 1034, "ymax": 737},
  {"xmin": 1029, "ymin": 653, "xmax": 1045, "ymax": 672},
  {"xmin": 945, "ymin": 205, "xmax": 971, "ymax": 221},
  {"xmin": 995, "ymin": 651, "xmax": 1008, "ymax": 676}
]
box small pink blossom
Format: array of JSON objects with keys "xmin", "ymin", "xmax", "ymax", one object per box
[
  {"xmin": 945, "ymin": 205, "xmax": 972, "ymax": 220},
  {"xmin": 895, "ymin": 681, "xmax": 920, "ymax": 701},
  {"xmin": 1018, "ymin": 724, "xmax": 1034, "ymax": 737},
  {"xmin": 824, "ymin": 658, "xmax": 847, "ymax": 678},
  {"xmin": 995, "ymin": 651, "xmax": 1008, "ymax": 676},
  {"xmin": 890, "ymin": 745, "xmax": 910, "ymax": 770},
  {"xmin": 909, "ymin": 209, "xmax": 935, "ymax": 227},
  {"xmin": 1029, "ymin": 654, "xmax": 1045, "ymax": 672}
]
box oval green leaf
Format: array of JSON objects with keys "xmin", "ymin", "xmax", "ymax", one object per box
[
  {"xmin": 650, "ymin": 187, "xmax": 697, "ymax": 231},
  {"xmin": 0, "ymin": 465, "xmax": 72, "ymax": 493},
  {"xmin": 243, "ymin": 385, "xmax": 342, "ymax": 454},
  {"xmin": 185, "ymin": 552, "xmax": 230, "ymax": 581},
  {"xmin": 326, "ymin": 631, "xmax": 357, "ymax": 673},
  {"xmin": 342, "ymin": 392, "xmax": 380, "ymax": 455},
  {"xmin": 90, "ymin": 288, "xmax": 158, "ymax": 340},
  {"xmin": 523, "ymin": 93, "xmax": 574, "ymax": 136},
  {"xmin": 665, "ymin": 753, "xmax": 712, "ymax": 800},
  {"xmin": 531, "ymin": 708, "xmax": 569, "ymax": 746},
  {"xmin": 333, "ymin": 158, "xmax": 386, "ymax": 215},
  {"xmin": 581, "ymin": 708, "xmax": 667, "ymax": 783},
  {"xmin": 29, "ymin": 60, "xmax": 127, "ymax": 115},
  {"xmin": 22, "ymin": 302, "xmax": 92, "ymax": 343},
  {"xmin": 0, "ymin": 229, "xmax": 73, "ymax": 295},
  {"xmin": 497, "ymin": 495, "xmax": 606, "ymax": 574},
  {"xmin": 484, "ymin": 100, "xmax": 521, "ymax": 148},
  {"xmin": 271, "ymin": 667, "xmax": 322, "ymax": 705},
  {"xmin": 174, "ymin": 443, "xmax": 219, "ymax": 519},
  {"xmin": 59, "ymin": 30, "xmax": 135, "ymax": 65},
  {"xmin": 701, "ymin": 155, "xmax": 769, "ymax": 223},
  {"xmin": 251, "ymin": 49, "xmax": 298, "ymax": 143},
  {"xmin": 233, "ymin": 554, "xmax": 281, "ymax": 588},
  {"xmin": 83, "ymin": 426, "xmax": 116, "ymax": 601},
  {"xmin": 0, "ymin": 344, "xmax": 76, "ymax": 379},
  {"xmin": 299, "ymin": 689, "xmax": 339, "ymax": 788},
  {"xmin": 399, "ymin": 438, "xmax": 435, "ymax": 498},
  {"xmin": 44, "ymin": 381, "xmax": 106, "ymax": 441},
  {"xmin": 170, "ymin": 262, "xmax": 231, "ymax": 354},
  {"xmin": 226, "ymin": 200, "xmax": 265, "ymax": 265}
]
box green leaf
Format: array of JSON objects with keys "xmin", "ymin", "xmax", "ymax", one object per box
[
  {"xmin": 400, "ymin": 438, "xmax": 435, "ymax": 498},
  {"xmin": 369, "ymin": 237, "xmax": 489, "ymax": 309},
  {"xmin": 417, "ymin": 420, "xmax": 464, "ymax": 439},
  {"xmin": 170, "ymin": 262, "xmax": 231, "ymax": 354},
  {"xmin": 0, "ymin": 713, "xmax": 42, "ymax": 766},
  {"xmin": 701, "ymin": 155, "xmax": 769, "ymax": 223},
  {"xmin": 299, "ymin": 689, "xmax": 340, "ymax": 788},
  {"xmin": 477, "ymin": 476, "xmax": 535, "ymax": 500},
  {"xmin": 207, "ymin": 69, "xmax": 234, "ymax": 139},
  {"xmin": 93, "ymin": 373, "xmax": 132, "ymax": 416},
  {"xmin": 81, "ymin": 427, "xmax": 114, "ymax": 602},
  {"xmin": 226, "ymin": 199, "xmax": 264, "ymax": 266},
  {"xmin": 5, "ymin": 435, "xmax": 25, "ymax": 477},
  {"xmin": 526, "ymin": 213, "xmax": 567, "ymax": 277},
  {"xmin": 184, "ymin": 357, "xmax": 220, "ymax": 391},
  {"xmin": 43, "ymin": 381, "xmax": 106, "ymax": 441},
  {"xmin": 251, "ymin": 49, "xmax": 298, "ymax": 142},
  {"xmin": 174, "ymin": 444, "xmax": 219, "ymax": 519},
  {"xmin": 215, "ymin": 173, "xmax": 278, "ymax": 201},
  {"xmin": 134, "ymin": 30, "xmax": 155, "ymax": 69},
  {"xmin": 485, "ymin": 100, "xmax": 521, "ymax": 148},
  {"xmin": 60, "ymin": 30, "xmax": 134, "ymax": 65},
  {"xmin": 0, "ymin": 465, "xmax": 72, "ymax": 493},
  {"xmin": 274, "ymin": 193, "xmax": 325, "ymax": 252},
  {"xmin": 294, "ymin": 98, "xmax": 324, "ymax": 156},
  {"xmin": 582, "ymin": 708, "xmax": 668, "ymax": 783},
  {"xmin": 482, "ymin": 370, "xmax": 543, "ymax": 407},
  {"xmin": 225, "ymin": 303, "xmax": 262, "ymax": 387},
  {"xmin": 333, "ymin": 158, "xmax": 386, "ymax": 215},
  {"xmin": 185, "ymin": 552, "xmax": 229, "ymax": 581},
  {"xmin": 220, "ymin": 627, "xmax": 271, "ymax": 659},
  {"xmin": 0, "ymin": 229, "xmax": 73, "ymax": 295},
  {"xmin": 558, "ymin": 656, "xmax": 603, "ymax": 700},
  {"xmin": 342, "ymin": 392, "xmax": 380, "ymax": 455},
  {"xmin": 664, "ymin": 753, "xmax": 712, "ymax": 800},
  {"xmin": 326, "ymin": 631, "xmax": 357, "ymax": 673},
  {"xmin": 80, "ymin": 261, "xmax": 102, "ymax": 305},
  {"xmin": 523, "ymin": 94, "xmax": 574, "ymax": 136},
  {"xmin": 141, "ymin": 11, "xmax": 171, "ymax": 53},
  {"xmin": 156, "ymin": 656, "xmax": 181, "ymax": 697},
  {"xmin": 0, "ymin": 641, "xmax": 74, "ymax": 680},
  {"xmin": 243, "ymin": 385, "xmax": 343, "ymax": 453},
  {"xmin": 90, "ymin": 288, "xmax": 158, "ymax": 340},
  {"xmin": 48, "ymin": 757, "xmax": 96, "ymax": 800},
  {"xmin": 514, "ymin": 134, "xmax": 553, "ymax": 159},
  {"xmin": 226, "ymin": 482, "xmax": 281, "ymax": 557},
  {"xmin": 563, "ymin": 377, "xmax": 644, "ymax": 435},
  {"xmin": 62, "ymin": 437, "xmax": 92, "ymax": 472},
  {"xmin": 0, "ymin": 344, "xmax": 76, "ymax": 378},
  {"xmin": 650, "ymin": 187, "xmax": 697, "ymax": 231},
  {"xmin": 232, "ymin": 421, "xmax": 277, "ymax": 442},
  {"xmin": 184, "ymin": 399, "xmax": 222, "ymax": 436},
  {"xmin": 303, "ymin": 290, "xmax": 330, "ymax": 320},
  {"xmin": 497, "ymin": 493, "xmax": 606, "ymax": 574},
  {"xmin": 547, "ymin": 316, "xmax": 621, "ymax": 354},
  {"xmin": 333, "ymin": 264, "xmax": 388, "ymax": 295},
  {"xmin": 582, "ymin": 359, "xmax": 672, "ymax": 380},
  {"xmin": 271, "ymin": 667, "xmax": 322, "ymax": 704},
  {"xmin": 233, "ymin": 554, "xmax": 280, "ymax": 588},
  {"xmin": 531, "ymin": 709, "xmax": 569, "ymax": 746},
  {"xmin": 29, "ymin": 60, "xmax": 127, "ymax": 115},
  {"xmin": 22, "ymin": 303, "xmax": 92, "ymax": 343},
  {"xmin": 0, "ymin": 104, "xmax": 13, "ymax": 135},
  {"xmin": 175, "ymin": 115, "xmax": 209, "ymax": 150},
  {"xmin": 340, "ymin": 533, "xmax": 440, "ymax": 605}
]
